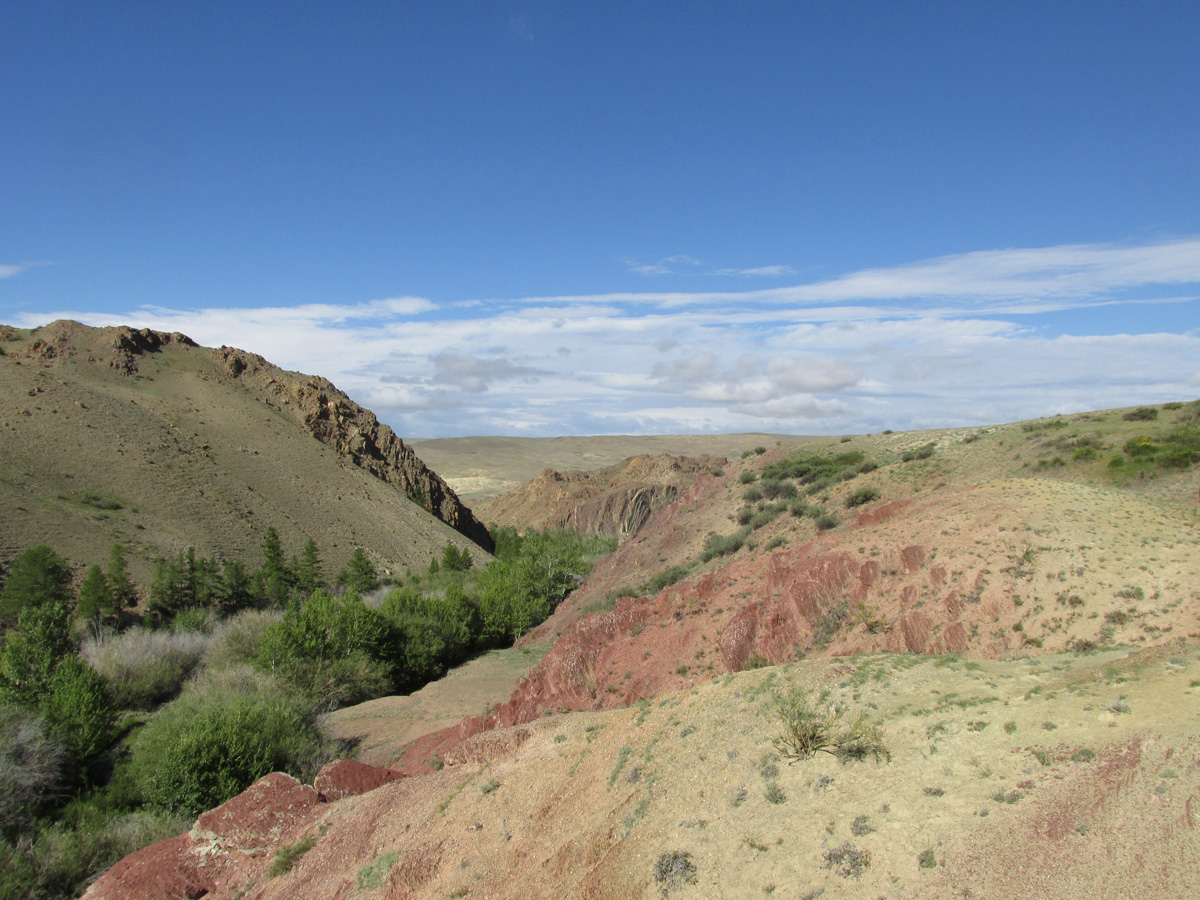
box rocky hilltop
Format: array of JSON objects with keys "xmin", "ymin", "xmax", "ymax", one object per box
[{"xmin": 0, "ymin": 320, "xmax": 490, "ymax": 579}]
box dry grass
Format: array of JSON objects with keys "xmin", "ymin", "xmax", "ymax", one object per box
[{"xmin": 81, "ymin": 626, "xmax": 211, "ymax": 709}]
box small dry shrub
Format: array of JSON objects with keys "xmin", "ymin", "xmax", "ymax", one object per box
[
  {"xmin": 653, "ymin": 850, "xmax": 697, "ymax": 895},
  {"xmin": 823, "ymin": 842, "xmax": 870, "ymax": 878},
  {"xmin": 770, "ymin": 688, "xmax": 889, "ymax": 763}
]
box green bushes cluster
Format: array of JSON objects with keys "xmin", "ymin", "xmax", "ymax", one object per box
[
  {"xmin": 128, "ymin": 667, "xmax": 326, "ymax": 816},
  {"xmin": 761, "ymin": 450, "xmax": 867, "ymax": 486},
  {"xmin": 0, "ymin": 525, "xmax": 610, "ymax": 899}
]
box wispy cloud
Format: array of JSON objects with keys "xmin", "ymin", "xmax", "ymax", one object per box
[
  {"xmin": 711, "ymin": 265, "xmax": 798, "ymax": 278},
  {"xmin": 509, "ymin": 14, "xmax": 534, "ymax": 43},
  {"xmin": 14, "ymin": 238, "xmax": 1199, "ymax": 436},
  {"xmin": 626, "ymin": 256, "xmax": 797, "ymax": 279},
  {"xmin": 582, "ymin": 237, "xmax": 1200, "ymax": 310},
  {"xmin": 0, "ymin": 264, "xmax": 22, "ymax": 279},
  {"xmin": 625, "ymin": 255, "xmax": 704, "ymax": 276}
]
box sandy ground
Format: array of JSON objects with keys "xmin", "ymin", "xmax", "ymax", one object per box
[{"xmin": 322, "ymin": 645, "xmax": 551, "ymax": 767}]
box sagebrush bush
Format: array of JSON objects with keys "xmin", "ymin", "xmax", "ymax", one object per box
[
  {"xmin": 202, "ymin": 608, "xmax": 282, "ymax": 671},
  {"xmin": 81, "ymin": 626, "xmax": 210, "ymax": 709},
  {"xmin": 0, "ymin": 705, "xmax": 70, "ymax": 836},
  {"xmin": 653, "ymin": 850, "xmax": 697, "ymax": 892}
]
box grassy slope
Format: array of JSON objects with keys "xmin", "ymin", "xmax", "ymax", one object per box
[{"xmin": 0, "ymin": 324, "xmax": 486, "ymax": 585}]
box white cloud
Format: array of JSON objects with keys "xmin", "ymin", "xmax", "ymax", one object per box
[
  {"xmin": 431, "ymin": 350, "xmax": 541, "ymax": 393},
  {"xmin": 13, "ymin": 237, "xmax": 1199, "ymax": 437},
  {"xmin": 712, "ymin": 265, "xmax": 797, "ymax": 277},
  {"xmin": 0, "ymin": 264, "xmax": 23, "ymax": 279}
]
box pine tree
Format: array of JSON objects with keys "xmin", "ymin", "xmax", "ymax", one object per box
[
  {"xmin": 0, "ymin": 545, "xmax": 74, "ymax": 628},
  {"xmin": 295, "ymin": 539, "xmax": 323, "ymax": 595},
  {"xmin": 337, "ymin": 548, "xmax": 378, "ymax": 594},
  {"xmin": 75, "ymin": 565, "xmax": 110, "ymax": 623},
  {"xmin": 106, "ymin": 544, "xmax": 137, "ymax": 615}
]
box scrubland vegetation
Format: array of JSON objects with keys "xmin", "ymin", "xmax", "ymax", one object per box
[{"xmin": 0, "ymin": 526, "xmax": 612, "ymax": 899}]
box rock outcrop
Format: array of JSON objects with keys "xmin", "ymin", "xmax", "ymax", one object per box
[
  {"xmin": 213, "ymin": 344, "xmax": 492, "ymax": 550},
  {"xmin": 480, "ymin": 453, "xmax": 724, "ymax": 539}
]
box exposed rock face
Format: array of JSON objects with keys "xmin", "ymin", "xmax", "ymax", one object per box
[
  {"xmin": 480, "ymin": 453, "xmax": 724, "ymax": 539},
  {"xmin": 212, "ymin": 344, "xmax": 493, "ymax": 551}
]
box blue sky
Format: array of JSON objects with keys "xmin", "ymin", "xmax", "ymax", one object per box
[{"xmin": 3, "ymin": 2, "xmax": 1199, "ymax": 437}]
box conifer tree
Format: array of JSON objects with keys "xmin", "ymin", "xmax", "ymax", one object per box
[
  {"xmin": 75, "ymin": 565, "xmax": 110, "ymax": 623},
  {"xmin": 295, "ymin": 539, "xmax": 323, "ymax": 595},
  {"xmin": 0, "ymin": 545, "xmax": 73, "ymax": 628},
  {"xmin": 105, "ymin": 543, "xmax": 137, "ymax": 614},
  {"xmin": 337, "ymin": 547, "xmax": 378, "ymax": 594}
]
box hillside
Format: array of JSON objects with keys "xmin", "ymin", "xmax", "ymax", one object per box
[
  {"xmin": 410, "ymin": 433, "xmax": 811, "ymax": 505},
  {"xmin": 84, "ymin": 399, "xmax": 1200, "ymax": 899},
  {"xmin": 478, "ymin": 453, "xmax": 729, "ymax": 538},
  {"xmin": 0, "ymin": 321, "xmax": 491, "ymax": 584}
]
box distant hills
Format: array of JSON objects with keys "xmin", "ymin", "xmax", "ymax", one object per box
[{"xmin": 0, "ymin": 320, "xmax": 492, "ymax": 584}]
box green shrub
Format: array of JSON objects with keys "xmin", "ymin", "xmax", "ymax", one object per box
[
  {"xmin": 739, "ymin": 470, "xmax": 758, "ymax": 484},
  {"xmin": 701, "ymin": 528, "xmax": 751, "ymax": 562},
  {"xmin": 1, "ymin": 808, "xmax": 190, "ymax": 900},
  {"xmin": 749, "ymin": 505, "xmax": 786, "ymax": 530},
  {"xmin": 256, "ymin": 590, "xmax": 398, "ymax": 704},
  {"xmin": 269, "ymin": 832, "xmax": 317, "ymax": 877},
  {"xmin": 41, "ymin": 656, "xmax": 115, "ymax": 766},
  {"xmin": 641, "ymin": 566, "xmax": 690, "ymax": 595},
  {"xmin": 742, "ymin": 485, "xmax": 764, "ymax": 503},
  {"xmin": 130, "ymin": 667, "xmax": 325, "ymax": 816},
  {"xmin": 814, "ymin": 512, "xmax": 840, "ymax": 531},
  {"xmin": 760, "ymin": 479, "xmax": 798, "ymax": 501},
  {"xmin": 901, "ymin": 443, "xmax": 936, "ymax": 462},
  {"xmin": 473, "ymin": 529, "xmax": 604, "ymax": 645},
  {"xmin": 844, "ymin": 486, "xmax": 880, "ymax": 508},
  {"xmin": 1123, "ymin": 436, "xmax": 1157, "ymax": 458},
  {"xmin": 0, "ymin": 598, "xmax": 75, "ymax": 710},
  {"xmin": 1122, "ymin": 406, "xmax": 1159, "ymax": 421}
]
